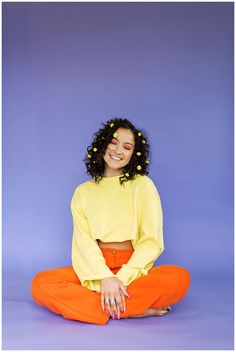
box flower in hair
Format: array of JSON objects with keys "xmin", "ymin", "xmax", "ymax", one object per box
[
  {"xmin": 93, "ymin": 147, "xmax": 97, "ymax": 152},
  {"xmin": 137, "ymin": 165, "xmax": 142, "ymax": 170},
  {"xmin": 110, "ymin": 122, "xmax": 114, "ymax": 127},
  {"xmin": 138, "ymin": 131, "xmax": 142, "ymax": 137},
  {"xmin": 141, "ymin": 139, "xmax": 146, "ymax": 144},
  {"xmin": 136, "ymin": 152, "xmax": 141, "ymax": 156},
  {"xmin": 125, "ymin": 172, "xmax": 129, "ymax": 177},
  {"xmin": 113, "ymin": 132, "xmax": 118, "ymax": 138},
  {"xmin": 145, "ymin": 160, "xmax": 149, "ymax": 164},
  {"xmin": 87, "ymin": 154, "xmax": 92, "ymax": 158}
]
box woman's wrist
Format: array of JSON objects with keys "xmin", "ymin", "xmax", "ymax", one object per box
[{"xmin": 101, "ymin": 276, "xmax": 116, "ymax": 282}]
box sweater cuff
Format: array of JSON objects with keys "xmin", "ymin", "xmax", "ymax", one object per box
[
  {"xmin": 81, "ymin": 279, "xmax": 101, "ymax": 293},
  {"xmin": 80, "ymin": 273, "xmax": 117, "ymax": 293},
  {"xmin": 115, "ymin": 264, "xmax": 149, "ymax": 286}
]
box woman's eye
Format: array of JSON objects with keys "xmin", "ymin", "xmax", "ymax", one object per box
[
  {"xmin": 124, "ymin": 144, "xmax": 132, "ymax": 150},
  {"xmin": 111, "ymin": 139, "xmax": 131, "ymax": 150}
]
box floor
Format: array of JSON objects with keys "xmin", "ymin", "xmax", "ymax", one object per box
[{"xmin": 2, "ymin": 275, "xmax": 234, "ymax": 350}]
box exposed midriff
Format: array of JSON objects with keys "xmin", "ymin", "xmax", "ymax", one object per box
[{"xmin": 97, "ymin": 239, "xmax": 134, "ymax": 251}]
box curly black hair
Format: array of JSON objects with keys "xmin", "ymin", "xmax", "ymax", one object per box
[{"xmin": 83, "ymin": 117, "xmax": 152, "ymax": 186}]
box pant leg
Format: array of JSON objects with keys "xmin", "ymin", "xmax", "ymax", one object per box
[
  {"xmin": 149, "ymin": 265, "xmax": 191, "ymax": 308},
  {"xmin": 31, "ymin": 266, "xmax": 109, "ymax": 325},
  {"xmin": 119, "ymin": 264, "xmax": 191, "ymax": 318},
  {"xmin": 31, "ymin": 262, "xmax": 191, "ymax": 323}
]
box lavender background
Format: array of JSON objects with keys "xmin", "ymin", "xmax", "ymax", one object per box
[{"xmin": 3, "ymin": 2, "xmax": 234, "ymax": 350}]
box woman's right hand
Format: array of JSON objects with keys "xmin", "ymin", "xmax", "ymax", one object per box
[{"xmin": 100, "ymin": 277, "xmax": 130, "ymax": 318}]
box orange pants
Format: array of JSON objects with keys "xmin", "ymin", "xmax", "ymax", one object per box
[{"xmin": 31, "ymin": 247, "xmax": 191, "ymax": 325}]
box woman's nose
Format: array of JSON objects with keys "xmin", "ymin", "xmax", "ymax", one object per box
[{"xmin": 114, "ymin": 145, "xmax": 123, "ymax": 154}]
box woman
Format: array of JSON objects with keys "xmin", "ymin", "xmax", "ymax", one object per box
[{"xmin": 31, "ymin": 117, "xmax": 191, "ymax": 325}]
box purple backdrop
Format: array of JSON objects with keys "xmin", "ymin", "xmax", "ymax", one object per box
[{"xmin": 3, "ymin": 2, "xmax": 234, "ymax": 350}]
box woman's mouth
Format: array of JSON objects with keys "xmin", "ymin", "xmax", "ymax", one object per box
[{"xmin": 110, "ymin": 155, "xmax": 122, "ymax": 161}]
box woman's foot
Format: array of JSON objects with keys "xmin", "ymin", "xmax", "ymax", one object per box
[{"xmin": 128, "ymin": 305, "xmax": 171, "ymax": 318}]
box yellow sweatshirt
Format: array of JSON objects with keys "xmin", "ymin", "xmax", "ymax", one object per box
[{"xmin": 71, "ymin": 174, "xmax": 164, "ymax": 292}]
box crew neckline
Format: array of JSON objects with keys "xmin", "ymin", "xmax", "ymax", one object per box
[
  {"xmin": 101, "ymin": 174, "xmax": 123, "ymax": 180},
  {"xmin": 90, "ymin": 173, "xmax": 142, "ymax": 184}
]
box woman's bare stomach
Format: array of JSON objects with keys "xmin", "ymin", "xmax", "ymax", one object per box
[{"xmin": 97, "ymin": 239, "xmax": 134, "ymax": 251}]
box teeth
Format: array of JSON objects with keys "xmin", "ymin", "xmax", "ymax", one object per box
[{"xmin": 110, "ymin": 155, "xmax": 121, "ymax": 160}]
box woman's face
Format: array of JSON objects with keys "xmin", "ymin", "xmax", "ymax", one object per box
[{"xmin": 103, "ymin": 127, "xmax": 135, "ymax": 176}]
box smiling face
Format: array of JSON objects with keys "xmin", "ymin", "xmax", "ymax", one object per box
[{"xmin": 103, "ymin": 127, "xmax": 135, "ymax": 177}]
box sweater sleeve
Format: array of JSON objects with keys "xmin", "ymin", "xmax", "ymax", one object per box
[
  {"xmin": 71, "ymin": 186, "xmax": 116, "ymax": 292},
  {"xmin": 115, "ymin": 180, "xmax": 164, "ymax": 286}
]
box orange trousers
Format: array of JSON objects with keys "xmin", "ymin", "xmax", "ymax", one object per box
[{"xmin": 31, "ymin": 247, "xmax": 191, "ymax": 325}]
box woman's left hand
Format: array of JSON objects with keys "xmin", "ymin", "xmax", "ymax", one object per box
[{"xmin": 100, "ymin": 277, "xmax": 130, "ymax": 318}]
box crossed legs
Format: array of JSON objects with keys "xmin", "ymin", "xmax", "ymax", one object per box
[{"xmin": 31, "ymin": 264, "xmax": 191, "ymax": 324}]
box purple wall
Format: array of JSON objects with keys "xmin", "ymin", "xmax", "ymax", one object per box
[{"xmin": 3, "ymin": 2, "xmax": 233, "ymax": 301}]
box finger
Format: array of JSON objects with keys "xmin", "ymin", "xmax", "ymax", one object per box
[
  {"xmin": 109, "ymin": 296, "xmax": 118, "ymax": 318},
  {"xmin": 100, "ymin": 292, "xmax": 105, "ymax": 312},
  {"xmin": 120, "ymin": 284, "xmax": 131, "ymax": 299},
  {"xmin": 119, "ymin": 290, "xmax": 126, "ymax": 313},
  {"xmin": 118, "ymin": 289, "xmax": 125, "ymax": 312},
  {"xmin": 104, "ymin": 296, "xmax": 112, "ymax": 316},
  {"xmin": 116, "ymin": 293, "xmax": 123, "ymax": 315},
  {"xmin": 120, "ymin": 286, "xmax": 131, "ymax": 298},
  {"xmin": 114, "ymin": 294, "xmax": 121, "ymax": 317},
  {"xmin": 105, "ymin": 303, "xmax": 111, "ymax": 315},
  {"xmin": 114, "ymin": 294, "xmax": 121, "ymax": 306},
  {"xmin": 107, "ymin": 304, "xmax": 112, "ymax": 317},
  {"xmin": 105, "ymin": 295, "xmax": 114, "ymax": 318}
]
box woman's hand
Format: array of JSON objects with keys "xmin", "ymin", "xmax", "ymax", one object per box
[{"xmin": 100, "ymin": 277, "xmax": 130, "ymax": 319}]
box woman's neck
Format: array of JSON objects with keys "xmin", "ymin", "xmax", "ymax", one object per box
[{"xmin": 103, "ymin": 171, "xmax": 123, "ymax": 178}]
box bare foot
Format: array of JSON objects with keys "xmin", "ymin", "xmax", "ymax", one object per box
[{"xmin": 128, "ymin": 305, "xmax": 172, "ymax": 318}]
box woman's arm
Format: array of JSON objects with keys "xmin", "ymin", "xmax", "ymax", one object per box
[
  {"xmin": 71, "ymin": 186, "xmax": 117, "ymax": 292},
  {"xmin": 115, "ymin": 179, "xmax": 164, "ymax": 286}
]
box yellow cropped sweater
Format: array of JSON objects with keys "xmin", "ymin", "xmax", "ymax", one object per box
[{"xmin": 71, "ymin": 174, "xmax": 164, "ymax": 292}]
